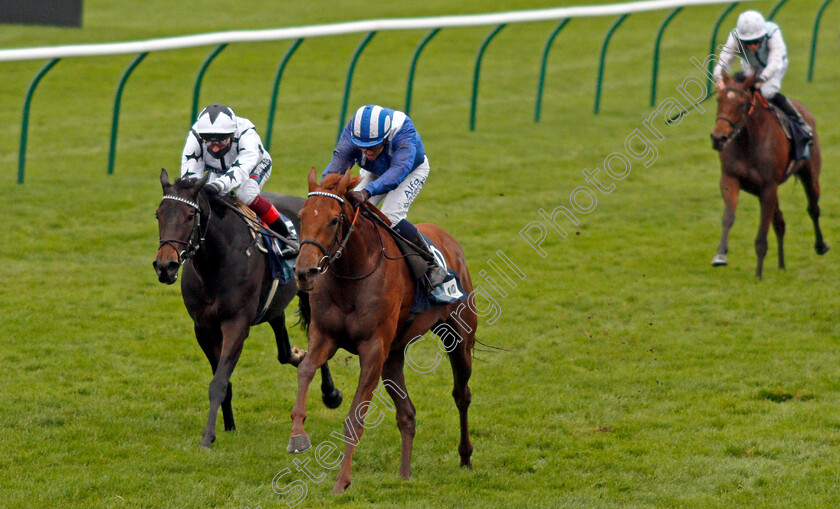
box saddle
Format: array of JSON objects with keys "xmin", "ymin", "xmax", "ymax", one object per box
[{"xmin": 760, "ymin": 94, "xmax": 811, "ymax": 164}]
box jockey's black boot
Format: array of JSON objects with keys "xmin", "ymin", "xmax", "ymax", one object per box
[
  {"xmin": 412, "ymin": 232, "xmax": 449, "ymax": 288},
  {"xmin": 771, "ymin": 93, "xmax": 813, "ymax": 142},
  {"xmin": 268, "ymin": 216, "xmax": 299, "ymax": 258}
]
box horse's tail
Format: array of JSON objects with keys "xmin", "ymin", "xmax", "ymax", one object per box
[{"xmin": 295, "ymin": 291, "xmax": 311, "ymax": 334}]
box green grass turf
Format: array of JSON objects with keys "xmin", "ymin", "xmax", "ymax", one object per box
[{"xmin": 2, "ymin": 0, "xmax": 840, "ymax": 507}]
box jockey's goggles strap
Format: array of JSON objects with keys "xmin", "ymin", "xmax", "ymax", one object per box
[
  {"xmin": 308, "ymin": 191, "xmax": 345, "ymax": 204},
  {"xmin": 162, "ymin": 195, "xmax": 200, "ymax": 210}
]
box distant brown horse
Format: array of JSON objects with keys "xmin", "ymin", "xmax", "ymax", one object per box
[
  {"xmin": 289, "ymin": 168, "xmax": 477, "ymax": 493},
  {"xmin": 153, "ymin": 170, "xmax": 342, "ymax": 449},
  {"xmin": 710, "ymin": 71, "xmax": 827, "ymax": 279}
]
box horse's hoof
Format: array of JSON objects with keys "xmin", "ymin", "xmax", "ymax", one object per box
[
  {"xmin": 816, "ymin": 242, "xmax": 830, "ymax": 255},
  {"xmin": 287, "ymin": 433, "xmax": 312, "ymax": 454},
  {"xmin": 200, "ymin": 433, "xmax": 215, "ymax": 449},
  {"xmin": 460, "ymin": 459, "xmax": 473, "ymax": 469},
  {"xmin": 322, "ymin": 388, "xmax": 343, "ymax": 409},
  {"xmin": 331, "ymin": 479, "xmax": 350, "ymax": 494},
  {"xmin": 711, "ymin": 254, "xmax": 728, "ymax": 266}
]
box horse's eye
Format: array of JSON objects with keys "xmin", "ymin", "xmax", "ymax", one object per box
[
  {"xmin": 187, "ymin": 213, "xmax": 195, "ymax": 221},
  {"xmin": 329, "ymin": 217, "xmax": 339, "ymax": 226},
  {"xmin": 154, "ymin": 212, "xmax": 159, "ymax": 220}
]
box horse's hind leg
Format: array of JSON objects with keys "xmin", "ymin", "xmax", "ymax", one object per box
[
  {"xmin": 269, "ymin": 314, "xmax": 342, "ymax": 409},
  {"xmin": 713, "ymin": 174, "xmax": 740, "ymax": 266},
  {"xmin": 201, "ymin": 316, "xmax": 249, "ymax": 448},
  {"xmin": 773, "ymin": 204, "xmax": 786, "ymax": 270},
  {"xmin": 381, "ymin": 351, "xmax": 416, "ymax": 480},
  {"xmin": 442, "ymin": 316, "xmax": 476, "ymax": 468},
  {"xmin": 799, "ymin": 163, "xmax": 829, "ymax": 255},
  {"xmin": 196, "ymin": 326, "xmax": 237, "ymax": 433}
]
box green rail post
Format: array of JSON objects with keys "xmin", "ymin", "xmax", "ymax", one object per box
[
  {"xmin": 534, "ymin": 19, "xmax": 570, "ymax": 123},
  {"xmin": 337, "ymin": 31, "xmax": 376, "ymax": 143},
  {"xmin": 650, "ymin": 8, "xmax": 683, "ymax": 107},
  {"xmin": 707, "ymin": 2, "xmax": 739, "ymax": 93},
  {"xmin": 405, "ymin": 28, "xmax": 441, "ymax": 116},
  {"xmin": 265, "ymin": 38, "xmax": 303, "ymax": 152},
  {"xmin": 808, "ymin": 0, "xmax": 834, "ymax": 82},
  {"xmin": 470, "ymin": 24, "xmax": 506, "ymax": 131},
  {"xmin": 107, "ymin": 52, "xmax": 148, "ymax": 176},
  {"xmin": 18, "ymin": 58, "xmax": 60, "ymax": 184},
  {"xmin": 767, "ymin": 0, "xmax": 788, "ymax": 19},
  {"xmin": 191, "ymin": 43, "xmax": 228, "ymax": 124},
  {"xmin": 594, "ymin": 14, "xmax": 629, "ymax": 114}
]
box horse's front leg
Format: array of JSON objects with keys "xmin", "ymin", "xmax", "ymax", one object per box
[
  {"xmin": 713, "ymin": 174, "xmax": 740, "ymax": 266},
  {"xmin": 755, "ymin": 185, "xmax": 779, "ymax": 280},
  {"xmin": 332, "ymin": 337, "xmax": 386, "ymax": 494},
  {"xmin": 195, "ymin": 325, "xmax": 237, "ymax": 433},
  {"xmin": 201, "ymin": 315, "xmax": 249, "ymax": 449},
  {"xmin": 288, "ymin": 327, "xmax": 337, "ymax": 454}
]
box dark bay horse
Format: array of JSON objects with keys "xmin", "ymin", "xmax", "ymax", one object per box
[
  {"xmin": 289, "ymin": 168, "xmax": 477, "ymax": 493},
  {"xmin": 153, "ymin": 169, "xmax": 342, "ymax": 449},
  {"xmin": 710, "ymin": 71, "xmax": 827, "ymax": 279}
]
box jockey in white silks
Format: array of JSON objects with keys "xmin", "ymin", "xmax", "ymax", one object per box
[
  {"xmin": 713, "ymin": 10, "xmax": 813, "ymax": 141},
  {"xmin": 322, "ymin": 104, "xmax": 448, "ymax": 288},
  {"xmin": 181, "ymin": 103, "xmax": 296, "ymax": 256}
]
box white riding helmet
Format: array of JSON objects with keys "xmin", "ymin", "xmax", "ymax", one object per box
[
  {"xmin": 735, "ymin": 10, "xmax": 767, "ymax": 42},
  {"xmin": 195, "ymin": 103, "xmax": 237, "ymax": 141}
]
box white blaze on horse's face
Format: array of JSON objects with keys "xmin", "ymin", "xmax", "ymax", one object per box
[{"xmin": 728, "ymin": 91, "xmax": 736, "ymax": 100}]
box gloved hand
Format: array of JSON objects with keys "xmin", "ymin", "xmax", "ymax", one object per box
[
  {"xmin": 205, "ymin": 181, "xmax": 224, "ymax": 195},
  {"xmin": 346, "ymin": 189, "xmax": 371, "ymax": 209}
]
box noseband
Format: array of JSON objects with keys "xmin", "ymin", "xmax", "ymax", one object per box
[
  {"xmin": 715, "ymin": 87, "xmax": 755, "ymax": 145},
  {"xmin": 300, "ymin": 191, "xmax": 384, "ymax": 279},
  {"xmin": 157, "ymin": 194, "xmax": 208, "ymax": 267}
]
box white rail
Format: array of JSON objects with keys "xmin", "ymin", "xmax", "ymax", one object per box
[{"xmin": 0, "ymin": 0, "xmax": 754, "ymax": 62}]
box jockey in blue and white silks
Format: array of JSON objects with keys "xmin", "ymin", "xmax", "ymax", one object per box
[
  {"xmin": 323, "ymin": 104, "xmax": 448, "ymax": 287},
  {"xmin": 713, "ymin": 10, "xmax": 813, "ymax": 141},
  {"xmin": 181, "ymin": 103, "xmax": 296, "ymax": 256}
]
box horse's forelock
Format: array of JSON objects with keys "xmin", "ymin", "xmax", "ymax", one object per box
[
  {"xmin": 319, "ymin": 173, "xmax": 362, "ymax": 196},
  {"xmin": 732, "ymin": 72, "xmax": 748, "ymax": 84},
  {"xmin": 174, "ymin": 177, "xmax": 200, "ymax": 190}
]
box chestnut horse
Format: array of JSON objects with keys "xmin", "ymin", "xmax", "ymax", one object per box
[
  {"xmin": 289, "ymin": 168, "xmax": 477, "ymax": 493},
  {"xmin": 710, "ymin": 71, "xmax": 827, "ymax": 279},
  {"xmin": 153, "ymin": 170, "xmax": 342, "ymax": 449}
]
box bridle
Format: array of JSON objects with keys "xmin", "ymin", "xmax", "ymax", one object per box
[
  {"xmin": 157, "ymin": 194, "xmax": 209, "ymax": 267},
  {"xmin": 300, "ymin": 191, "xmax": 385, "ymax": 279},
  {"xmin": 715, "ymin": 87, "xmax": 757, "ymax": 144}
]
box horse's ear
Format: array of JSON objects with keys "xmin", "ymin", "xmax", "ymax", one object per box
[
  {"xmin": 307, "ymin": 167, "xmax": 318, "ymax": 192},
  {"xmin": 193, "ymin": 172, "xmax": 210, "ymax": 194},
  {"xmin": 338, "ymin": 167, "xmax": 352, "ymax": 193},
  {"xmin": 160, "ymin": 168, "xmax": 170, "ymax": 191},
  {"xmin": 721, "ymin": 68, "xmax": 729, "ymax": 82},
  {"xmin": 744, "ymin": 73, "xmax": 757, "ymax": 90}
]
